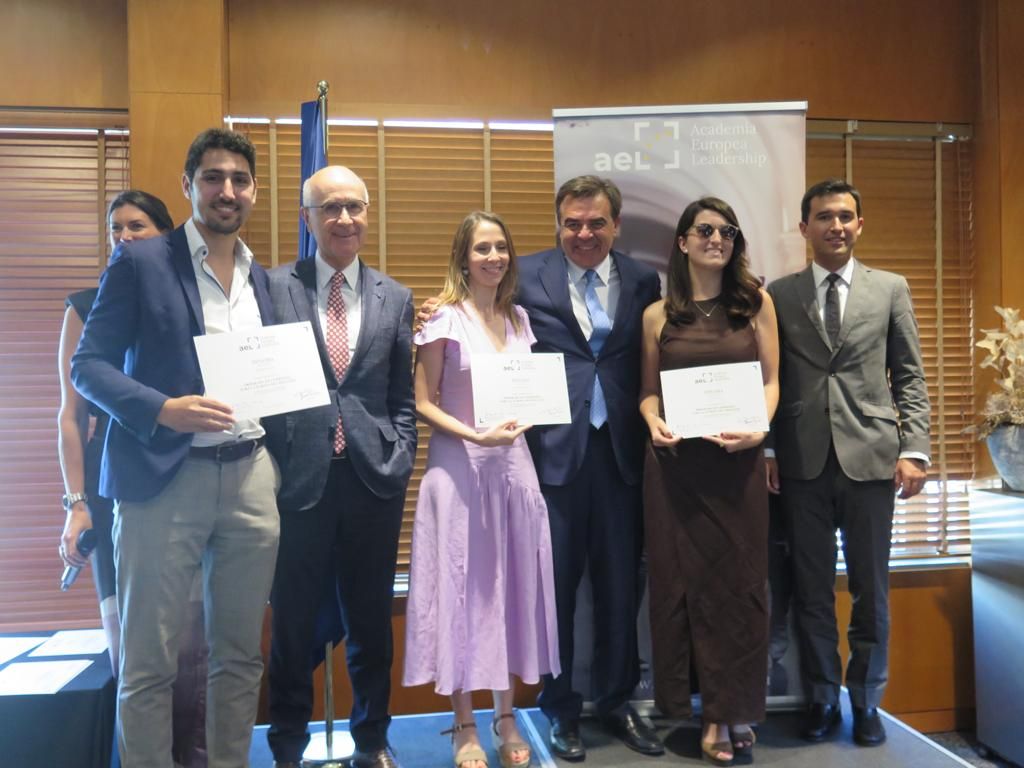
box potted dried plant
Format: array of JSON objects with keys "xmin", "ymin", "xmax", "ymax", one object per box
[{"xmin": 974, "ymin": 306, "xmax": 1024, "ymax": 490}]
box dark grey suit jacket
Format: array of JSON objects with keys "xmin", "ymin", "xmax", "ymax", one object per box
[
  {"xmin": 766, "ymin": 260, "xmax": 930, "ymax": 482},
  {"xmin": 264, "ymin": 258, "xmax": 417, "ymax": 510}
]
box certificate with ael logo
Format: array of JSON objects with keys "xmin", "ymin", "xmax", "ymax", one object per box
[
  {"xmin": 194, "ymin": 321, "xmax": 330, "ymax": 419},
  {"xmin": 661, "ymin": 361, "xmax": 769, "ymax": 439},
  {"xmin": 470, "ymin": 352, "xmax": 571, "ymax": 428}
]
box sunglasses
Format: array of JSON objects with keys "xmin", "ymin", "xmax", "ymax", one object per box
[{"xmin": 689, "ymin": 223, "xmax": 741, "ymax": 241}]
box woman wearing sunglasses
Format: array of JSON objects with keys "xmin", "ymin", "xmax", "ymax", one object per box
[{"xmin": 638, "ymin": 197, "xmax": 779, "ymax": 765}]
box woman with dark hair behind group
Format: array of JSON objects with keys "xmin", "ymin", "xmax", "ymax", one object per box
[
  {"xmin": 639, "ymin": 197, "xmax": 779, "ymax": 765},
  {"xmin": 57, "ymin": 190, "xmax": 209, "ymax": 767}
]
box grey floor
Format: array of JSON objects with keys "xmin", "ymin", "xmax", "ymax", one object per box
[
  {"xmin": 249, "ymin": 700, "xmax": 984, "ymax": 767},
  {"xmin": 929, "ymin": 732, "xmax": 1018, "ymax": 768}
]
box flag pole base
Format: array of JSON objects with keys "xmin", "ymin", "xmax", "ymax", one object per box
[
  {"xmin": 301, "ymin": 641, "xmax": 351, "ymax": 766},
  {"xmin": 300, "ymin": 730, "xmax": 353, "ymax": 767}
]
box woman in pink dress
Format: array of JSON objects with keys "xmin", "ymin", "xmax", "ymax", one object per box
[{"xmin": 404, "ymin": 211, "xmax": 560, "ymax": 768}]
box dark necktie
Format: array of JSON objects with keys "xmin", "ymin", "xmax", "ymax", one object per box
[
  {"xmin": 583, "ymin": 269, "xmax": 611, "ymax": 428},
  {"xmin": 326, "ymin": 271, "xmax": 350, "ymax": 453},
  {"xmin": 824, "ymin": 272, "xmax": 842, "ymax": 349}
]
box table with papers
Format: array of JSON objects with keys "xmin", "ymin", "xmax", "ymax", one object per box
[{"xmin": 0, "ymin": 630, "xmax": 115, "ymax": 768}]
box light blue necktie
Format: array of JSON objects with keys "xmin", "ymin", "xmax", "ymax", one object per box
[{"xmin": 583, "ymin": 269, "xmax": 612, "ymax": 428}]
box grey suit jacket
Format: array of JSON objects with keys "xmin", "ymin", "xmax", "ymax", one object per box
[
  {"xmin": 766, "ymin": 260, "xmax": 930, "ymax": 482},
  {"xmin": 264, "ymin": 258, "xmax": 417, "ymax": 510}
]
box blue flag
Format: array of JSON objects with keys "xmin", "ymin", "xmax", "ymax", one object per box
[{"xmin": 298, "ymin": 99, "xmax": 327, "ymax": 260}]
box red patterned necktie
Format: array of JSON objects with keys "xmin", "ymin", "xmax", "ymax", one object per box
[{"xmin": 326, "ymin": 271, "xmax": 350, "ymax": 453}]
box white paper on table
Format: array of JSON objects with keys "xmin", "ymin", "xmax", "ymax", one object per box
[
  {"xmin": 470, "ymin": 353, "xmax": 571, "ymax": 428},
  {"xmin": 0, "ymin": 637, "xmax": 47, "ymax": 666},
  {"xmin": 661, "ymin": 361, "xmax": 769, "ymax": 439},
  {"xmin": 28, "ymin": 629, "xmax": 107, "ymax": 657},
  {"xmin": 193, "ymin": 321, "xmax": 330, "ymax": 419},
  {"xmin": 0, "ymin": 659, "xmax": 92, "ymax": 695}
]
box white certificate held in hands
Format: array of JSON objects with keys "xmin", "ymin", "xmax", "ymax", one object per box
[
  {"xmin": 193, "ymin": 321, "xmax": 330, "ymax": 419},
  {"xmin": 661, "ymin": 361, "xmax": 769, "ymax": 439},
  {"xmin": 471, "ymin": 353, "xmax": 571, "ymax": 428}
]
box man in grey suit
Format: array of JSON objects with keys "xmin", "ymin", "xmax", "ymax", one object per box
[
  {"xmin": 265, "ymin": 166, "xmax": 417, "ymax": 768},
  {"xmin": 765, "ymin": 179, "xmax": 930, "ymax": 747}
]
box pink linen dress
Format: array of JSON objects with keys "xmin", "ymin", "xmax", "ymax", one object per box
[{"xmin": 402, "ymin": 303, "xmax": 560, "ymax": 694}]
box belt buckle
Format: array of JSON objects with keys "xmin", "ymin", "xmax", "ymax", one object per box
[{"xmin": 218, "ymin": 440, "xmax": 249, "ymax": 462}]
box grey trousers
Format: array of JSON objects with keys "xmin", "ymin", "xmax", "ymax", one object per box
[{"xmin": 114, "ymin": 447, "xmax": 280, "ymax": 768}]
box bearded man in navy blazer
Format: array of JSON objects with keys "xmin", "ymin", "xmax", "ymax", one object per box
[
  {"xmin": 520, "ymin": 176, "xmax": 664, "ymax": 760},
  {"xmin": 264, "ymin": 166, "xmax": 416, "ymax": 768},
  {"xmin": 72, "ymin": 129, "xmax": 281, "ymax": 767}
]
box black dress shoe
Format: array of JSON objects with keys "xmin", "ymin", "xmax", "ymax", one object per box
[
  {"xmin": 601, "ymin": 707, "xmax": 665, "ymax": 756},
  {"xmin": 549, "ymin": 717, "xmax": 586, "ymax": 761},
  {"xmin": 852, "ymin": 706, "xmax": 887, "ymax": 746},
  {"xmin": 351, "ymin": 746, "xmax": 402, "ymax": 768},
  {"xmin": 802, "ymin": 702, "xmax": 841, "ymax": 742}
]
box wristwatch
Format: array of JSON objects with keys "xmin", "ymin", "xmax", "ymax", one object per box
[{"xmin": 62, "ymin": 492, "xmax": 89, "ymax": 511}]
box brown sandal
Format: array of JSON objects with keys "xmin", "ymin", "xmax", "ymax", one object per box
[
  {"xmin": 701, "ymin": 729, "xmax": 734, "ymax": 766},
  {"xmin": 441, "ymin": 721, "xmax": 488, "ymax": 768},
  {"xmin": 491, "ymin": 712, "xmax": 531, "ymax": 768},
  {"xmin": 730, "ymin": 726, "xmax": 756, "ymax": 757}
]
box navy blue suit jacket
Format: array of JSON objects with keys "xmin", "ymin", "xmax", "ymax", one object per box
[
  {"xmin": 71, "ymin": 226, "xmax": 275, "ymax": 502},
  {"xmin": 517, "ymin": 247, "xmax": 661, "ymax": 487}
]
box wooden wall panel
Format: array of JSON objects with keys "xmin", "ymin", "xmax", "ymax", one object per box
[
  {"xmin": 972, "ymin": 0, "xmax": 1024, "ymax": 477},
  {"xmin": 837, "ymin": 567, "xmax": 975, "ymax": 731},
  {"xmin": 997, "ymin": 2, "xmax": 1024, "ymax": 310},
  {"xmin": 127, "ymin": 0, "xmax": 226, "ymax": 96},
  {"xmin": 127, "ymin": 0, "xmax": 227, "ymax": 222},
  {"xmin": 255, "ymin": 567, "xmax": 974, "ymax": 729},
  {"xmin": 226, "ymin": 0, "xmax": 975, "ymax": 123},
  {"xmin": 0, "ymin": 0, "xmax": 128, "ymax": 109}
]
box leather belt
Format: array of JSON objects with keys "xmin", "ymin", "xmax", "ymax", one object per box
[{"xmin": 189, "ymin": 437, "xmax": 265, "ymax": 463}]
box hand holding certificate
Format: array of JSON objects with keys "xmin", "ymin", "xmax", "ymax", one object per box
[
  {"xmin": 660, "ymin": 361, "xmax": 769, "ymax": 440},
  {"xmin": 193, "ymin": 322, "xmax": 330, "ymax": 419},
  {"xmin": 470, "ymin": 352, "xmax": 571, "ymax": 428}
]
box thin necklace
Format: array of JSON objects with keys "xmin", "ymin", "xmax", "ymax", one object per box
[{"xmin": 693, "ymin": 298, "xmax": 719, "ymax": 318}]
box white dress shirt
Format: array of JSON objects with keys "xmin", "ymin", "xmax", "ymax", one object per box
[
  {"xmin": 811, "ymin": 257, "xmax": 855, "ymax": 327},
  {"xmin": 184, "ymin": 218, "xmax": 265, "ymax": 446},
  {"xmin": 314, "ymin": 252, "xmax": 362, "ymax": 359}
]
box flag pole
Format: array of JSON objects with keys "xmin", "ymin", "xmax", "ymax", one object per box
[
  {"xmin": 302, "ymin": 79, "xmax": 350, "ymax": 766},
  {"xmin": 298, "ymin": 80, "xmax": 331, "ymax": 260},
  {"xmin": 317, "ymin": 80, "xmax": 329, "ymax": 158}
]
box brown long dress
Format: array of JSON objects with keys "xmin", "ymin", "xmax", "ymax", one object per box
[{"xmin": 643, "ymin": 305, "xmax": 769, "ymax": 723}]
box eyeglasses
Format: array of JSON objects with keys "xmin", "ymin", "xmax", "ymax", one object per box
[
  {"xmin": 305, "ymin": 200, "xmax": 368, "ymax": 219},
  {"xmin": 689, "ymin": 223, "xmax": 740, "ymax": 241}
]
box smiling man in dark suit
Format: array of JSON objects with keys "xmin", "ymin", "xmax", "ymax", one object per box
[
  {"xmin": 519, "ymin": 175, "xmax": 664, "ymax": 760},
  {"xmin": 765, "ymin": 179, "xmax": 930, "ymax": 747},
  {"xmin": 264, "ymin": 166, "xmax": 417, "ymax": 768},
  {"xmin": 72, "ymin": 129, "xmax": 280, "ymax": 767}
]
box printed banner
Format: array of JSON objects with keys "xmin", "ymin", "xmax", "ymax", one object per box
[
  {"xmin": 553, "ymin": 101, "xmax": 807, "ymax": 711},
  {"xmin": 553, "ymin": 101, "xmax": 807, "ymax": 283}
]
